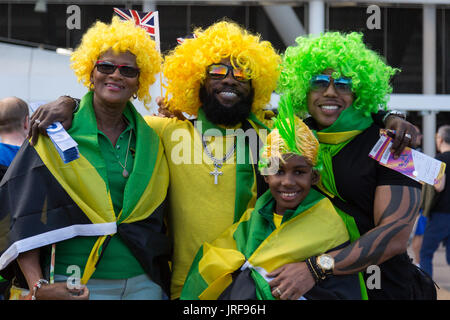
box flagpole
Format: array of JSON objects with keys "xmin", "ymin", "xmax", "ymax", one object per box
[
  {"xmin": 153, "ymin": 11, "xmax": 164, "ymax": 102},
  {"xmin": 113, "ymin": 7, "xmax": 163, "ymax": 113}
]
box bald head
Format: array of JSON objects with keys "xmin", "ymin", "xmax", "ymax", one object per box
[
  {"xmin": 0, "ymin": 97, "xmax": 29, "ymax": 134},
  {"xmin": 436, "ymin": 125, "xmax": 450, "ymax": 153},
  {"xmin": 437, "ymin": 125, "xmax": 450, "ymax": 144}
]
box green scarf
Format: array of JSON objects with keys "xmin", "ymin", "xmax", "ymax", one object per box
[
  {"xmin": 196, "ymin": 109, "xmax": 270, "ymax": 222},
  {"xmin": 315, "ymin": 106, "xmax": 373, "ymax": 200}
]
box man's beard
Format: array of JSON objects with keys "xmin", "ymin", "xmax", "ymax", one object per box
[{"xmin": 199, "ymin": 87, "xmax": 254, "ymax": 127}]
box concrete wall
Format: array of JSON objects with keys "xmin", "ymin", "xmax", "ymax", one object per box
[{"xmin": 0, "ymin": 42, "xmax": 162, "ymax": 116}]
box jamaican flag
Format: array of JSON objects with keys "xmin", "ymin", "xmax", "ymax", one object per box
[
  {"xmin": 0, "ymin": 92, "xmax": 171, "ymax": 294},
  {"xmin": 180, "ymin": 188, "xmax": 363, "ymax": 300}
]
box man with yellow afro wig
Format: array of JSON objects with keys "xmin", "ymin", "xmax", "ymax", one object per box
[
  {"xmin": 162, "ymin": 20, "xmax": 280, "ymax": 119},
  {"xmin": 145, "ymin": 20, "xmax": 281, "ymax": 298}
]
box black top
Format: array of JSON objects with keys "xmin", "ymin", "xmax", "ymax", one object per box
[
  {"xmin": 432, "ymin": 151, "xmax": 450, "ymax": 214},
  {"xmin": 305, "ymin": 117, "xmax": 422, "ymax": 300},
  {"xmin": 0, "ymin": 165, "xmax": 7, "ymax": 183}
]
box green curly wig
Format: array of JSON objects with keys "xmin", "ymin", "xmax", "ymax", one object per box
[
  {"xmin": 162, "ymin": 20, "xmax": 282, "ymax": 116},
  {"xmin": 70, "ymin": 16, "xmax": 162, "ymax": 110},
  {"xmin": 277, "ymin": 32, "xmax": 399, "ymax": 117},
  {"xmin": 259, "ymin": 97, "xmax": 322, "ymax": 173}
]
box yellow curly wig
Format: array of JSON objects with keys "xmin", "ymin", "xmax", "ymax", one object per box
[
  {"xmin": 70, "ymin": 16, "xmax": 162, "ymax": 109},
  {"xmin": 260, "ymin": 117, "xmax": 320, "ymax": 171},
  {"xmin": 162, "ymin": 20, "xmax": 281, "ymax": 116}
]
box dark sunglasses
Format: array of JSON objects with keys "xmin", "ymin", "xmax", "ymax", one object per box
[
  {"xmin": 310, "ymin": 74, "xmax": 352, "ymax": 93},
  {"xmin": 207, "ymin": 64, "xmax": 249, "ymax": 82},
  {"xmin": 95, "ymin": 60, "xmax": 140, "ymax": 78}
]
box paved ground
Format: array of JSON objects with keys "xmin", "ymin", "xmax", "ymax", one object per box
[{"xmin": 408, "ymin": 243, "xmax": 450, "ymax": 300}]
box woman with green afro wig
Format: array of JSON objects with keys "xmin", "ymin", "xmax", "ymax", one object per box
[
  {"xmin": 278, "ymin": 32, "xmax": 396, "ymax": 117},
  {"xmin": 274, "ymin": 32, "xmax": 425, "ymax": 300}
]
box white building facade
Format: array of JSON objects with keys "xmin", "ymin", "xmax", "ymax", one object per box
[{"xmin": 1, "ymin": 0, "xmax": 449, "ymax": 155}]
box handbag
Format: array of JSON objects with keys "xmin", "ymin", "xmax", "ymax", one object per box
[{"xmin": 409, "ymin": 263, "xmax": 438, "ymax": 300}]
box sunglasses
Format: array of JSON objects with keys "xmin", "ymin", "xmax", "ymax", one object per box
[
  {"xmin": 310, "ymin": 74, "xmax": 352, "ymax": 93},
  {"xmin": 207, "ymin": 64, "xmax": 249, "ymax": 82},
  {"xmin": 95, "ymin": 60, "xmax": 140, "ymax": 78}
]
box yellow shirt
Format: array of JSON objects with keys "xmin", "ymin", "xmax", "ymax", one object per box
[
  {"xmin": 273, "ymin": 213, "xmax": 283, "ymax": 229},
  {"xmin": 147, "ymin": 116, "xmax": 269, "ymax": 298}
]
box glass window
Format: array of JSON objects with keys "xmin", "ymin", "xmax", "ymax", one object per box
[
  {"xmin": 387, "ymin": 7, "xmax": 423, "ymax": 94},
  {"xmin": 437, "ymin": 8, "xmax": 450, "ymax": 94},
  {"xmin": 247, "ymin": 6, "xmax": 286, "ymax": 53},
  {"xmin": 158, "ymin": 5, "xmax": 189, "ymax": 53},
  {"xmin": 0, "ymin": 4, "xmax": 8, "ymax": 38},
  {"xmin": 328, "ymin": 5, "xmax": 384, "ymax": 56}
]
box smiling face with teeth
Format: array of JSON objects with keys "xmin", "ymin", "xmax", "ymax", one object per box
[
  {"xmin": 203, "ymin": 58, "xmax": 252, "ymax": 110},
  {"xmin": 264, "ymin": 154, "xmax": 319, "ymax": 216},
  {"xmin": 90, "ymin": 49, "xmax": 139, "ymax": 110},
  {"xmin": 307, "ymin": 69, "xmax": 355, "ymax": 130}
]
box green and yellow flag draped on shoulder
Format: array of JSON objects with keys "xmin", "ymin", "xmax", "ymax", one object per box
[
  {"xmin": 0, "ymin": 92, "xmax": 171, "ymax": 293},
  {"xmin": 181, "ymin": 188, "xmax": 362, "ymax": 300}
]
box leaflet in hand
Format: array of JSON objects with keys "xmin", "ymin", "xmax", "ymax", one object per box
[
  {"xmin": 29, "ymin": 102, "xmax": 79, "ymax": 163},
  {"xmin": 45, "ymin": 122, "xmax": 79, "ymax": 163},
  {"xmin": 369, "ymin": 130, "xmax": 446, "ymax": 186}
]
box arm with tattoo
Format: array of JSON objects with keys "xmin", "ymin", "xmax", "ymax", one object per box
[
  {"xmin": 332, "ymin": 185, "xmax": 421, "ymax": 274},
  {"xmin": 267, "ymin": 185, "xmax": 420, "ymax": 299}
]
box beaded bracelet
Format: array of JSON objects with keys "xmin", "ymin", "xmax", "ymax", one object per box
[
  {"xmin": 62, "ymin": 95, "xmax": 80, "ymax": 113},
  {"xmin": 305, "ymin": 257, "xmax": 321, "ymax": 284},
  {"xmin": 31, "ymin": 279, "xmax": 49, "ymax": 300}
]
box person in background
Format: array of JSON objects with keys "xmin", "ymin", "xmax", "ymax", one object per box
[
  {"xmin": 0, "ymin": 97, "xmax": 30, "ymax": 180},
  {"xmin": 410, "ymin": 125, "xmax": 426, "ymax": 266},
  {"xmin": 419, "ymin": 125, "xmax": 450, "ymax": 278},
  {"xmin": 0, "ymin": 96, "xmax": 29, "ymax": 299}
]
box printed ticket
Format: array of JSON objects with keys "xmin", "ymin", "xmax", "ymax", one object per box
[
  {"xmin": 369, "ymin": 130, "xmax": 446, "ymax": 186},
  {"xmin": 29, "ymin": 102, "xmax": 79, "ymax": 163}
]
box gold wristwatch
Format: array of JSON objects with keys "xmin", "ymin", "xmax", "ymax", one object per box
[{"xmin": 316, "ymin": 254, "xmax": 334, "ymax": 276}]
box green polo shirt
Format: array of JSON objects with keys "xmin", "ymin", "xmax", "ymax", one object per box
[{"xmin": 54, "ymin": 104, "xmax": 145, "ymax": 279}]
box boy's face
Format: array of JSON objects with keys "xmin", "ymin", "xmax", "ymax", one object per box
[{"xmin": 264, "ymin": 154, "xmax": 319, "ymax": 216}]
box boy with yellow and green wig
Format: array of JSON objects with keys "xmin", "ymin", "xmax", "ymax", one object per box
[{"xmin": 180, "ymin": 101, "xmax": 363, "ymax": 300}]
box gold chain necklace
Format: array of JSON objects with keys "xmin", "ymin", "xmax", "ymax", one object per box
[{"xmin": 117, "ymin": 125, "xmax": 133, "ymax": 179}]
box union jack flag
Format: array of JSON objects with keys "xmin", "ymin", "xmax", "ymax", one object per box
[
  {"xmin": 113, "ymin": 7, "xmax": 160, "ymax": 52},
  {"xmin": 176, "ymin": 34, "xmax": 197, "ymax": 45}
]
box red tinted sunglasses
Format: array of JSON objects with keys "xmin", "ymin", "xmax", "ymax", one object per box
[
  {"xmin": 95, "ymin": 60, "xmax": 140, "ymax": 78},
  {"xmin": 207, "ymin": 64, "xmax": 249, "ymax": 82}
]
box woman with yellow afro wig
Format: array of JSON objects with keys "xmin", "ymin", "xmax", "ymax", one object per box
[
  {"xmin": 162, "ymin": 20, "xmax": 281, "ymax": 117},
  {"xmin": 71, "ymin": 16, "xmax": 162, "ymax": 109},
  {"xmin": 2, "ymin": 17, "xmax": 172, "ymax": 300}
]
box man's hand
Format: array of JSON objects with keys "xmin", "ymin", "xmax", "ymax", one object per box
[
  {"xmin": 267, "ymin": 262, "xmax": 315, "ymax": 300},
  {"xmin": 385, "ymin": 116, "xmax": 420, "ymax": 158},
  {"xmin": 156, "ymin": 96, "xmax": 186, "ymax": 121},
  {"xmin": 27, "ymin": 96, "xmax": 76, "ymax": 146}
]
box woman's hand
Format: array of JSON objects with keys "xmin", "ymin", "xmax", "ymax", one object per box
[
  {"xmin": 267, "ymin": 262, "xmax": 315, "ymax": 300},
  {"xmin": 28, "ymin": 96, "xmax": 76, "ymax": 146},
  {"xmin": 33, "ymin": 282, "xmax": 90, "ymax": 300},
  {"xmin": 385, "ymin": 116, "xmax": 420, "ymax": 158}
]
